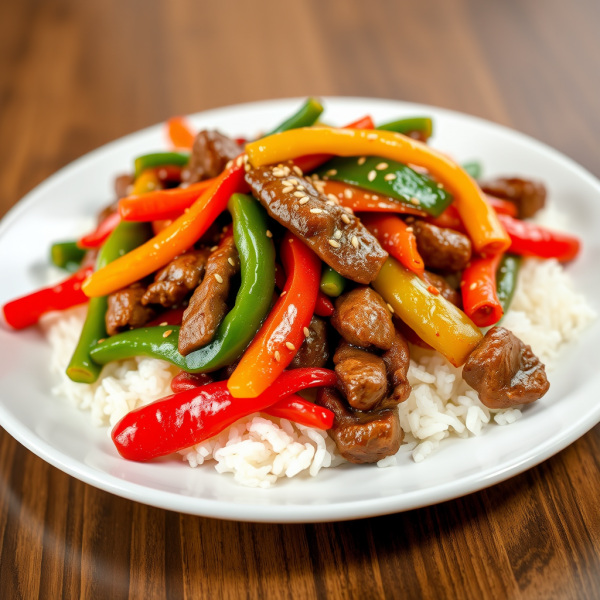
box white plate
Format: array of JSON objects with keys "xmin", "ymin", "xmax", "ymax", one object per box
[{"xmin": 1, "ymin": 97, "xmax": 599, "ymax": 523}]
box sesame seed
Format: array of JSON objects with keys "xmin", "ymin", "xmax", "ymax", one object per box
[
  {"xmin": 406, "ymin": 226, "xmax": 414, "ymax": 233},
  {"xmin": 243, "ymin": 154, "xmax": 249, "ymax": 163},
  {"xmin": 98, "ymin": 338, "xmax": 106, "ymax": 343},
  {"xmin": 376, "ymin": 162, "xmax": 388, "ymax": 170},
  {"xmin": 328, "ymin": 239, "xmax": 341, "ymax": 248},
  {"xmin": 367, "ymin": 170, "xmax": 377, "ymax": 182},
  {"xmin": 357, "ymin": 157, "xmax": 366, "ymax": 165},
  {"xmin": 163, "ymin": 330, "xmax": 173, "ymax": 338},
  {"xmin": 214, "ymin": 274, "xmax": 224, "ymax": 283},
  {"xmin": 437, "ymin": 182, "xmax": 444, "ymax": 188},
  {"xmin": 226, "ymin": 160, "xmax": 233, "ymax": 169},
  {"xmin": 310, "ymin": 208, "xmax": 323, "ymax": 214},
  {"xmin": 159, "ymin": 322, "xmax": 168, "ymax": 326},
  {"xmin": 274, "ymin": 351, "xmax": 281, "ymax": 362},
  {"xmin": 304, "ymin": 327, "xmax": 310, "ymax": 337},
  {"xmin": 326, "ymin": 200, "xmax": 336, "ymax": 206},
  {"xmin": 345, "ymin": 207, "xmax": 354, "ymax": 214},
  {"xmin": 272, "ymin": 169, "xmax": 285, "ymax": 177},
  {"xmin": 364, "ymin": 194, "xmax": 371, "ymax": 199},
  {"xmin": 285, "ymin": 342, "xmax": 296, "ymax": 351},
  {"xmin": 387, "ymin": 303, "xmax": 394, "ymax": 313},
  {"xmin": 351, "ymin": 236, "xmax": 359, "ymax": 248},
  {"xmin": 344, "ymin": 188, "xmax": 353, "ymax": 199},
  {"xmin": 367, "ymin": 133, "xmax": 377, "ymax": 140},
  {"xmin": 327, "ymin": 193, "xmax": 338, "ymax": 202},
  {"xmin": 283, "ymin": 179, "xmax": 295, "ymax": 186},
  {"xmin": 280, "ymin": 291, "xmax": 287, "ymax": 296},
  {"xmin": 371, "ymin": 195, "xmax": 379, "ymax": 200},
  {"xmin": 384, "ymin": 173, "xmax": 396, "ymax": 181},
  {"xmin": 326, "ymin": 169, "xmax": 337, "ymax": 176},
  {"xmin": 334, "ymin": 230, "xmax": 342, "ymax": 239},
  {"xmin": 236, "ymin": 156, "xmax": 243, "ymax": 167},
  {"xmin": 266, "ymin": 230, "xmax": 273, "ymax": 238},
  {"xmin": 282, "ymin": 186, "xmax": 294, "ymax": 193},
  {"xmin": 293, "ymin": 165, "xmax": 303, "ymax": 176},
  {"xmin": 210, "ymin": 245, "xmax": 218, "ymax": 251},
  {"xmin": 469, "ymin": 282, "xmax": 477, "ymax": 290},
  {"xmin": 410, "ymin": 197, "xmax": 421, "ymax": 205},
  {"xmin": 299, "ymin": 198, "xmax": 309, "ymax": 205},
  {"xmin": 294, "ymin": 191, "xmax": 307, "ymax": 198},
  {"xmin": 341, "ymin": 213, "xmax": 351, "ymax": 224},
  {"xmin": 296, "ymin": 185, "xmax": 305, "ymax": 191},
  {"xmin": 243, "ymin": 164, "xmax": 250, "ymax": 172},
  {"xmin": 228, "ymin": 257, "xmax": 235, "ymax": 267}
]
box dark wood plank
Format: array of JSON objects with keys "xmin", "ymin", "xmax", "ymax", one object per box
[{"xmin": 0, "ymin": 0, "xmax": 599, "ymax": 598}]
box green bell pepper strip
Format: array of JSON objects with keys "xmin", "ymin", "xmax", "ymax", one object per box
[
  {"xmin": 320, "ymin": 265, "xmax": 347, "ymax": 297},
  {"xmin": 66, "ymin": 221, "xmax": 153, "ymax": 383},
  {"xmin": 462, "ymin": 161, "xmax": 482, "ymax": 180},
  {"xmin": 377, "ymin": 117, "xmax": 433, "ymax": 139},
  {"xmin": 90, "ymin": 193, "xmax": 276, "ymax": 373},
  {"xmin": 134, "ymin": 152, "xmax": 190, "ymax": 178},
  {"xmin": 267, "ymin": 97, "xmax": 324, "ymax": 136},
  {"xmin": 50, "ymin": 241, "xmax": 86, "ymax": 272},
  {"xmin": 316, "ymin": 156, "xmax": 453, "ymax": 217},
  {"xmin": 496, "ymin": 254, "xmax": 521, "ymax": 314}
]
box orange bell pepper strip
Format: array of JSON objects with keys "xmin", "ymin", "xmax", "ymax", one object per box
[
  {"xmin": 119, "ymin": 178, "xmax": 215, "ymax": 221},
  {"xmin": 83, "ymin": 162, "xmax": 248, "ymax": 298},
  {"xmin": 166, "ymin": 116, "xmax": 195, "ymax": 149},
  {"xmin": 245, "ymin": 128, "xmax": 511, "ymax": 255},
  {"xmin": 426, "ymin": 204, "xmax": 466, "ymax": 232},
  {"xmin": 461, "ymin": 253, "xmax": 504, "ymax": 327},
  {"xmin": 227, "ymin": 233, "xmax": 321, "ymax": 398},
  {"xmin": 361, "ymin": 214, "xmax": 425, "ymax": 277}
]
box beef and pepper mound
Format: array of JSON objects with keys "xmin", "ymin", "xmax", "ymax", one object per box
[
  {"xmin": 246, "ymin": 162, "xmax": 388, "ymax": 284},
  {"xmin": 480, "ymin": 177, "xmax": 546, "ymax": 219},
  {"xmin": 181, "ymin": 130, "xmax": 242, "ymax": 184},
  {"xmin": 463, "ymin": 326, "xmax": 550, "ymax": 409}
]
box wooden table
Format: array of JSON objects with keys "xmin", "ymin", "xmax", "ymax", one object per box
[{"xmin": 1, "ymin": 0, "xmax": 599, "ymax": 597}]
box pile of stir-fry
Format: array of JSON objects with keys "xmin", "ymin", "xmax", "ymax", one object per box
[{"xmin": 3, "ymin": 98, "xmax": 582, "ymax": 465}]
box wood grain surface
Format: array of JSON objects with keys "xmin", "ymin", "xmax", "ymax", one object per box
[{"xmin": 1, "ymin": 0, "xmax": 599, "ymax": 598}]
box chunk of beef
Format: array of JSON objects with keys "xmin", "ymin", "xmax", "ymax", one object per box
[
  {"xmin": 115, "ymin": 174, "xmax": 134, "ymax": 199},
  {"xmin": 330, "ymin": 286, "xmax": 394, "ymax": 350},
  {"xmin": 181, "ymin": 130, "xmax": 241, "ymax": 184},
  {"xmin": 423, "ymin": 270, "xmax": 462, "ymax": 308},
  {"xmin": 463, "ymin": 326, "xmax": 550, "ymax": 409},
  {"xmin": 142, "ymin": 249, "xmax": 210, "ymax": 307},
  {"xmin": 317, "ymin": 387, "xmax": 403, "ymax": 464},
  {"xmin": 481, "ymin": 177, "xmax": 546, "ymax": 219},
  {"xmin": 246, "ymin": 162, "xmax": 388, "ymax": 284},
  {"xmin": 178, "ymin": 234, "xmax": 240, "ymax": 356},
  {"xmin": 333, "ymin": 342, "xmax": 388, "ymax": 410},
  {"xmin": 106, "ymin": 284, "xmax": 156, "ymax": 336},
  {"xmin": 382, "ymin": 330, "xmax": 411, "ymax": 405},
  {"xmin": 290, "ymin": 316, "xmax": 330, "ymax": 369},
  {"xmin": 412, "ymin": 221, "xmax": 471, "ymax": 272}
]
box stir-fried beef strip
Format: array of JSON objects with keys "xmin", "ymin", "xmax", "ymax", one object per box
[
  {"xmin": 246, "ymin": 162, "xmax": 388, "ymax": 284},
  {"xmin": 106, "ymin": 284, "xmax": 156, "ymax": 336},
  {"xmin": 411, "ymin": 220, "xmax": 472, "ymax": 272},
  {"xmin": 178, "ymin": 235, "xmax": 240, "ymax": 356},
  {"xmin": 290, "ymin": 316, "xmax": 330, "ymax": 369},
  {"xmin": 115, "ymin": 174, "xmax": 134, "ymax": 199},
  {"xmin": 422, "ymin": 270, "xmax": 462, "ymax": 308},
  {"xmin": 463, "ymin": 326, "xmax": 550, "ymax": 409},
  {"xmin": 333, "ymin": 342, "xmax": 388, "ymax": 411},
  {"xmin": 382, "ymin": 330, "xmax": 411, "ymax": 405},
  {"xmin": 181, "ymin": 130, "xmax": 242, "ymax": 184},
  {"xmin": 330, "ymin": 286, "xmax": 394, "ymax": 350},
  {"xmin": 317, "ymin": 387, "xmax": 403, "ymax": 464},
  {"xmin": 141, "ymin": 249, "xmax": 210, "ymax": 308},
  {"xmin": 480, "ymin": 177, "xmax": 546, "ymax": 219}
]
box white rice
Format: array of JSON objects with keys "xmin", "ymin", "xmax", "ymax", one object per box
[{"xmin": 42, "ymin": 215, "xmax": 596, "ymax": 486}]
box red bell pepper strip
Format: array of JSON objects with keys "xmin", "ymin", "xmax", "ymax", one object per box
[
  {"xmin": 322, "ymin": 181, "xmax": 427, "ymax": 216},
  {"xmin": 111, "ymin": 368, "xmax": 337, "ymax": 461},
  {"xmin": 146, "ymin": 307, "xmax": 185, "ymax": 328},
  {"xmin": 119, "ymin": 178, "xmax": 215, "ymax": 222},
  {"xmin": 426, "ymin": 204, "xmax": 466, "ymax": 232},
  {"xmin": 78, "ymin": 211, "xmax": 121, "ymax": 249},
  {"xmin": 361, "ymin": 213, "xmax": 425, "ymax": 277},
  {"xmin": 461, "ymin": 253, "xmax": 504, "ymax": 327},
  {"xmin": 293, "ymin": 115, "xmax": 375, "ymax": 174},
  {"xmin": 227, "ymin": 232, "xmax": 321, "ymax": 398},
  {"xmin": 166, "ymin": 116, "xmax": 195, "ymax": 150},
  {"xmin": 314, "ymin": 292, "xmax": 334, "ymax": 317},
  {"xmin": 170, "ymin": 372, "xmax": 333, "ymax": 429},
  {"xmin": 497, "ymin": 214, "xmax": 581, "ymax": 262},
  {"xmin": 486, "ymin": 195, "xmax": 518, "ymax": 217},
  {"xmin": 2, "ymin": 265, "xmax": 93, "ymax": 330}
]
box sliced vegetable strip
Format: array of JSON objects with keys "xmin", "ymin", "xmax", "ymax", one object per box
[
  {"xmin": 314, "ymin": 292, "xmax": 334, "ymax": 317},
  {"xmin": 486, "ymin": 195, "xmax": 518, "ymax": 217},
  {"xmin": 267, "ymin": 97, "xmax": 323, "ymax": 136},
  {"xmin": 51, "ymin": 241, "xmax": 86, "ymax": 272},
  {"xmin": 2, "ymin": 265, "xmax": 93, "ymax": 330},
  {"xmin": 377, "ymin": 116, "xmax": 433, "ymax": 139},
  {"xmin": 227, "ymin": 232, "xmax": 321, "ymax": 398},
  {"xmin": 78, "ymin": 211, "xmax": 121, "ymax": 250},
  {"xmin": 372, "ymin": 258, "xmax": 483, "ymax": 367},
  {"xmin": 245, "ymin": 128, "xmax": 511, "ymax": 254},
  {"xmin": 111, "ymin": 368, "xmax": 337, "ymax": 461},
  {"xmin": 320, "ymin": 266, "xmax": 347, "ymax": 297},
  {"xmin": 496, "ymin": 254, "xmax": 521, "ymax": 314},
  {"xmin": 462, "ymin": 161, "xmax": 482, "ymax": 180},
  {"xmin": 119, "ymin": 178, "xmax": 215, "ymax": 221},
  {"xmin": 134, "ymin": 152, "xmax": 190, "ymax": 178},
  {"xmin": 461, "ymin": 253, "xmax": 504, "ymax": 327},
  {"xmin": 83, "ymin": 163, "xmax": 248, "ymax": 298},
  {"xmin": 362, "ymin": 213, "xmax": 425, "ymax": 277},
  {"xmin": 67, "ymin": 221, "xmax": 152, "ymax": 383},
  {"xmin": 166, "ymin": 116, "xmax": 195, "ymax": 149},
  {"xmin": 498, "ymin": 214, "xmax": 581, "ymax": 262}
]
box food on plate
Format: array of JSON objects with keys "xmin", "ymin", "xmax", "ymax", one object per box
[{"xmin": 2, "ymin": 98, "xmax": 595, "ymax": 488}]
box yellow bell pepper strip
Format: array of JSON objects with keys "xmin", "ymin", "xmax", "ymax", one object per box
[
  {"xmin": 245, "ymin": 128, "xmax": 511, "ymax": 255},
  {"xmin": 371, "ymin": 258, "xmax": 483, "ymax": 367},
  {"xmin": 227, "ymin": 232, "xmax": 321, "ymax": 398},
  {"xmin": 82, "ymin": 162, "xmax": 248, "ymax": 298}
]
